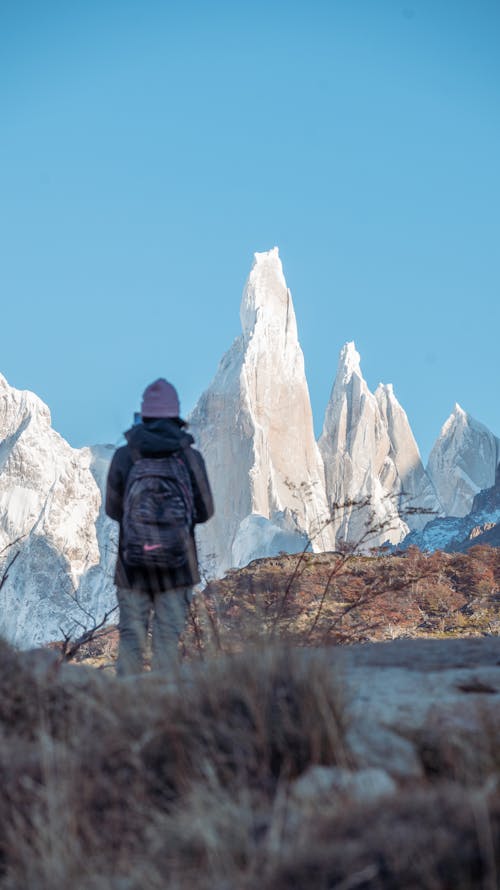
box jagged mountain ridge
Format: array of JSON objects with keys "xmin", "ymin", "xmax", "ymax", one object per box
[
  {"xmin": 0, "ymin": 373, "xmax": 117, "ymax": 647},
  {"xmin": 188, "ymin": 247, "xmax": 335, "ymax": 575},
  {"xmin": 318, "ymin": 342, "xmax": 442, "ymax": 549},
  {"xmin": 427, "ymin": 404, "xmax": 500, "ymax": 516},
  {"xmin": 0, "ymin": 246, "xmax": 499, "ymax": 646},
  {"xmin": 400, "ymin": 462, "xmax": 500, "ymax": 554}
]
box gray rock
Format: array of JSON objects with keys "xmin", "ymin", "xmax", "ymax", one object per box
[
  {"xmin": 291, "ymin": 765, "xmax": 397, "ymax": 805},
  {"xmin": 327, "ymin": 638, "xmax": 500, "ymax": 781}
]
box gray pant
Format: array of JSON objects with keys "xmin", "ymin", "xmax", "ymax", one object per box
[{"xmin": 116, "ymin": 586, "xmax": 193, "ymax": 676}]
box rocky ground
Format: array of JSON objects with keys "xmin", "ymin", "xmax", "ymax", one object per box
[{"xmin": 1, "ymin": 631, "xmax": 499, "ymax": 888}]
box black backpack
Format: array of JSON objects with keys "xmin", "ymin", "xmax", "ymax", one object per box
[{"xmin": 122, "ymin": 452, "xmax": 195, "ymax": 569}]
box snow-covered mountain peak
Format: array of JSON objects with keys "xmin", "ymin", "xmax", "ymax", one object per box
[
  {"xmin": 439, "ymin": 403, "xmax": 495, "ymax": 443},
  {"xmin": 254, "ymin": 245, "xmax": 280, "ymax": 264},
  {"xmin": 428, "ymin": 405, "xmax": 500, "ymax": 516},
  {"xmin": 240, "ymin": 246, "xmax": 296, "ymax": 341},
  {"xmin": 375, "ymin": 382, "xmax": 402, "ymax": 421},
  {"xmin": 0, "ymin": 373, "xmax": 52, "ymax": 432},
  {"xmin": 374, "ymin": 384, "xmax": 413, "ymax": 432},
  {"xmin": 189, "ymin": 249, "xmax": 334, "ymax": 574},
  {"xmin": 376, "ymin": 382, "xmax": 394, "ymax": 397},
  {"xmin": 319, "ymin": 344, "xmax": 442, "ymax": 548},
  {"xmin": 440, "ymin": 403, "xmax": 467, "ymax": 434},
  {"xmin": 337, "ymin": 341, "xmax": 362, "ymax": 384}
]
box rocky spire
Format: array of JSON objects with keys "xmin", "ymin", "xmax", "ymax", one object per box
[
  {"xmin": 427, "ymin": 404, "xmax": 500, "ymax": 516},
  {"xmin": 189, "ymin": 248, "xmax": 335, "ymax": 574},
  {"xmin": 318, "ymin": 343, "xmax": 441, "ymax": 549}
]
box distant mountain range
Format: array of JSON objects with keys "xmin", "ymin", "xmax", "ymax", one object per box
[
  {"xmin": 0, "ymin": 247, "xmax": 498, "ymax": 646},
  {"xmin": 399, "ymin": 462, "xmax": 500, "ymax": 554},
  {"xmin": 189, "ymin": 248, "xmax": 499, "ymax": 570}
]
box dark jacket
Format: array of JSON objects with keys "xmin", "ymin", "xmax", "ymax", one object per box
[{"xmin": 105, "ymin": 419, "xmax": 214, "ymax": 593}]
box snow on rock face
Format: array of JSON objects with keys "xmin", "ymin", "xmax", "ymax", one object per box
[
  {"xmin": 231, "ymin": 513, "xmax": 310, "ymax": 569},
  {"xmin": 189, "ymin": 247, "xmax": 335, "ymax": 576},
  {"xmin": 318, "ymin": 344, "xmax": 442, "ymax": 549},
  {"xmin": 400, "ymin": 459, "xmax": 500, "ymax": 553},
  {"xmin": 0, "ymin": 374, "xmax": 117, "ymax": 648},
  {"xmin": 427, "ymin": 404, "xmax": 500, "ymax": 517},
  {"xmin": 374, "ymin": 384, "xmax": 443, "ymax": 529}
]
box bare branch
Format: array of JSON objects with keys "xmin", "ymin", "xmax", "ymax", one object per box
[
  {"xmin": 56, "ymin": 604, "xmax": 119, "ymax": 665},
  {"xmin": 0, "ymin": 534, "xmax": 27, "ymax": 557},
  {"xmin": 0, "ymin": 549, "xmax": 21, "ymax": 593}
]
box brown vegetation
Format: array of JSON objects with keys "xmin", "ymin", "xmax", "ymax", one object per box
[
  {"xmin": 65, "ymin": 545, "xmax": 500, "ymax": 669},
  {"xmin": 0, "ymin": 640, "xmax": 349, "ymax": 888},
  {"xmin": 187, "ymin": 543, "xmax": 500, "ymax": 656},
  {"xmin": 0, "ymin": 633, "xmax": 499, "ymax": 888},
  {"xmin": 2, "ymin": 544, "xmax": 499, "ymax": 887}
]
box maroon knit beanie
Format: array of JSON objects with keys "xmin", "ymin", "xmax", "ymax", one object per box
[{"xmin": 141, "ymin": 379, "xmax": 180, "ymax": 419}]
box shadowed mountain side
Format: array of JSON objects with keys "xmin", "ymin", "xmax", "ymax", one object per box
[
  {"xmin": 0, "ymin": 372, "xmax": 117, "ymax": 647},
  {"xmin": 400, "ymin": 463, "xmax": 500, "ymax": 554},
  {"xmin": 1, "ymin": 534, "xmax": 117, "ymax": 649},
  {"xmin": 456, "ymin": 522, "xmax": 500, "ymax": 552}
]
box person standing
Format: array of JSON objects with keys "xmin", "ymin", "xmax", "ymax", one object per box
[{"xmin": 105, "ymin": 378, "xmax": 214, "ymax": 676}]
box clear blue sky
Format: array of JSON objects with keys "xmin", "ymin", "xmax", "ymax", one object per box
[{"xmin": 1, "ymin": 0, "xmax": 499, "ymax": 461}]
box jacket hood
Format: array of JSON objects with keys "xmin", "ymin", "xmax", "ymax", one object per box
[{"xmin": 124, "ymin": 418, "xmax": 194, "ymax": 456}]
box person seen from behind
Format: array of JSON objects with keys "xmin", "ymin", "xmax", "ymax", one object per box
[{"xmin": 105, "ymin": 378, "xmax": 214, "ymax": 676}]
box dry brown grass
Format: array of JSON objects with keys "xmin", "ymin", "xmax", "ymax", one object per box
[
  {"xmin": 0, "ymin": 627, "xmax": 499, "ymax": 888},
  {"xmin": 262, "ymin": 785, "xmax": 500, "ymax": 890},
  {"xmin": 0, "ymin": 637, "xmax": 350, "ymax": 888}
]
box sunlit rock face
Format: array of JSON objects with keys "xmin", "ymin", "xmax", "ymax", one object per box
[
  {"xmin": 0, "ymin": 374, "xmax": 116, "ymax": 648},
  {"xmin": 318, "ymin": 343, "xmax": 442, "ymax": 550},
  {"xmin": 427, "ymin": 404, "xmax": 500, "ymax": 517},
  {"xmin": 374, "ymin": 383, "xmax": 443, "ymax": 530},
  {"xmin": 189, "ymin": 247, "xmax": 335, "ymax": 576}
]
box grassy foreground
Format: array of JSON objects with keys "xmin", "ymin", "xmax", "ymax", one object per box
[{"xmin": 0, "ymin": 634, "xmax": 499, "ymax": 889}]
